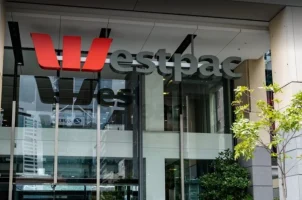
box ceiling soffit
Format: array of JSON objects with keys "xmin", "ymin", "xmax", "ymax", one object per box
[{"xmin": 6, "ymin": 0, "xmax": 284, "ymax": 22}]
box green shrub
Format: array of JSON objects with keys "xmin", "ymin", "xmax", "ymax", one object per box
[{"xmin": 200, "ymin": 149, "xmax": 251, "ymax": 200}]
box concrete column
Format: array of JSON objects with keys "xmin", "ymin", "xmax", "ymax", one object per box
[
  {"xmin": 145, "ymin": 154, "xmax": 165, "ymax": 200},
  {"xmin": 270, "ymin": 6, "xmax": 302, "ymax": 200},
  {"xmin": 235, "ymin": 57, "xmax": 274, "ymax": 200},
  {"xmin": 143, "ymin": 71, "xmax": 164, "ymax": 131}
]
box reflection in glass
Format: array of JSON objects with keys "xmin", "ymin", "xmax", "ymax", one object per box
[
  {"xmin": 0, "ymin": 75, "xmax": 15, "ymax": 199},
  {"xmin": 164, "ymin": 78, "xmax": 226, "ymax": 133},
  {"xmin": 100, "ymin": 158, "xmax": 135, "ymax": 182},
  {"xmin": 58, "ymin": 77, "xmax": 97, "ymax": 182},
  {"xmin": 14, "ymin": 184, "xmax": 96, "ymax": 200},
  {"xmin": 99, "ymin": 74, "xmax": 139, "ymax": 199},
  {"xmin": 164, "ymin": 83, "xmax": 180, "ymax": 132},
  {"xmin": 12, "ymin": 183, "xmax": 139, "ymax": 200},
  {"xmin": 165, "ymin": 159, "xmax": 214, "ymax": 200},
  {"xmin": 56, "ymin": 75, "xmax": 138, "ymax": 187},
  {"xmin": 1, "ymin": 76, "xmax": 15, "ymax": 127},
  {"xmin": 15, "ymin": 75, "xmax": 55, "ymax": 182},
  {"xmin": 100, "ymin": 79, "xmax": 132, "ymax": 131},
  {"xmin": 165, "ymin": 159, "xmax": 181, "ymax": 200},
  {"xmin": 184, "ymin": 160, "xmax": 213, "ymax": 200}
]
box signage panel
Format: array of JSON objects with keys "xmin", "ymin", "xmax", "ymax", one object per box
[{"xmin": 31, "ymin": 33, "xmax": 242, "ymax": 82}]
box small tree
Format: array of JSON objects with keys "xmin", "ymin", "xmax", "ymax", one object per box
[
  {"xmin": 232, "ymin": 84, "xmax": 302, "ymax": 200},
  {"xmin": 200, "ymin": 149, "xmax": 251, "ymax": 200}
]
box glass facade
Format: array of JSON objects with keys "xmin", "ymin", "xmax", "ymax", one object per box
[{"xmin": 0, "ymin": 11, "xmax": 242, "ymax": 200}]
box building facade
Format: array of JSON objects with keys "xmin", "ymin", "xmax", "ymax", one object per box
[{"xmin": 0, "ymin": 0, "xmax": 301, "ymax": 200}]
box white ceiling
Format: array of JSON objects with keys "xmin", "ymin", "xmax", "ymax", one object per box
[
  {"xmin": 142, "ymin": 23, "xmax": 197, "ymax": 53},
  {"xmin": 4, "ymin": 11, "xmax": 270, "ymax": 77},
  {"xmin": 6, "ymin": 0, "xmax": 284, "ymax": 21},
  {"xmin": 108, "ymin": 19, "xmax": 154, "ymax": 53}
]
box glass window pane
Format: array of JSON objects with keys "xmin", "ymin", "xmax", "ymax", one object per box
[
  {"xmin": 14, "ymin": 184, "xmax": 97, "ymax": 199},
  {"xmin": 58, "ymin": 77, "xmax": 97, "ymax": 182},
  {"xmin": 99, "ymin": 70, "xmax": 139, "ymax": 198},
  {"xmin": 184, "ymin": 159, "xmax": 213, "ymax": 200},
  {"xmin": 180, "ymin": 77, "xmax": 233, "ymax": 199},
  {"xmin": 0, "ymin": 49, "xmax": 16, "ymax": 199},
  {"xmin": 181, "ymin": 79, "xmax": 226, "ymax": 133},
  {"xmin": 165, "ymin": 159, "xmax": 181, "ymax": 200},
  {"xmin": 16, "ymin": 74, "xmax": 55, "ymax": 183}
]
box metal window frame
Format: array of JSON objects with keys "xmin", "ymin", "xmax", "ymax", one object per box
[
  {"xmin": 8, "ymin": 62, "xmax": 20, "ymax": 200},
  {"xmin": 96, "ymin": 72, "xmax": 101, "ymax": 200}
]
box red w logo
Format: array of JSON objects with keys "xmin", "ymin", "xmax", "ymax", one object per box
[{"xmin": 31, "ymin": 33, "xmax": 112, "ymax": 72}]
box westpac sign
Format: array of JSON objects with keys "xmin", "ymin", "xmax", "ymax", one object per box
[{"xmin": 31, "ymin": 33, "xmax": 242, "ymax": 82}]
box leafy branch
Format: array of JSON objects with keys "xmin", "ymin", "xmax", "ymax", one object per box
[{"xmin": 232, "ymin": 83, "xmax": 302, "ymax": 200}]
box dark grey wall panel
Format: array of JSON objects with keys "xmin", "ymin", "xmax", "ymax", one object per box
[
  {"xmin": 6, "ymin": 0, "xmax": 138, "ymax": 10},
  {"xmin": 234, "ymin": 0, "xmax": 302, "ymax": 6}
]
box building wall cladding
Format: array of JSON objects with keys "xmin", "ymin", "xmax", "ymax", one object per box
[{"xmin": 270, "ymin": 6, "xmax": 302, "ymax": 200}]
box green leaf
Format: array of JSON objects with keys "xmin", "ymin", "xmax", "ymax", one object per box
[{"xmin": 200, "ymin": 149, "xmax": 251, "ymax": 200}]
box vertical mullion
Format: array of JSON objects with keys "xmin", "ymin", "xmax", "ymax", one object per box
[
  {"xmin": 138, "ymin": 74, "xmax": 144, "ymax": 200},
  {"xmin": 8, "ymin": 62, "xmax": 19, "ymax": 200},
  {"xmin": 54, "ymin": 70, "xmax": 60, "ymax": 185},
  {"xmin": 54, "ymin": 102, "xmax": 59, "ymax": 184},
  {"xmin": 8, "ymin": 101, "xmax": 16, "ymax": 200},
  {"xmin": 191, "ymin": 34, "xmax": 194, "ymax": 56},
  {"xmin": 180, "ymin": 114, "xmax": 185, "ymax": 200},
  {"xmin": 223, "ymin": 78, "xmax": 232, "ymax": 134},
  {"xmin": 186, "ymin": 96, "xmax": 189, "ymax": 132},
  {"xmin": 96, "ymin": 72, "xmax": 101, "ymax": 200},
  {"xmin": 179, "ymin": 68, "xmax": 185, "ymax": 200}
]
